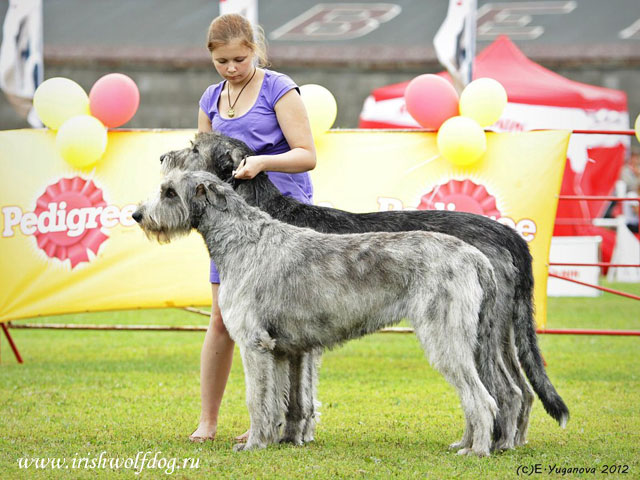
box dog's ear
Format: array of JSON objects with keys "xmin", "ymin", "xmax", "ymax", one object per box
[
  {"xmin": 196, "ymin": 182, "xmax": 228, "ymax": 211},
  {"xmin": 208, "ymin": 145, "xmax": 234, "ymax": 180},
  {"xmin": 229, "ymin": 147, "xmax": 246, "ymax": 168}
]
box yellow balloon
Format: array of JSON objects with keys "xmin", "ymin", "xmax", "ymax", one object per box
[
  {"xmin": 437, "ymin": 116, "xmax": 487, "ymax": 167},
  {"xmin": 34, "ymin": 77, "xmax": 90, "ymax": 130},
  {"xmin": 635, "ymin": 113, "xmax": 640, "ymax": 143},
  {"xmin": 459, "ymin": 78, "xmax": 508, "ymax": 127},
  {"xmin": 56, "ymin": 115, "xmax": 107, "ymax": 169},
  {"xmin": 300, "ymin": 84, "xmax": 337, "ymax": 139}
]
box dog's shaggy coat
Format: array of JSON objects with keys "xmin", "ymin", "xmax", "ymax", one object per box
[
  {"xmin": 134, "ymin": 170, "xmax": 502, "ymax": 455},
  {"xmin": 159, "ymin": 132, "xmax": 569, "ymax": 450}
]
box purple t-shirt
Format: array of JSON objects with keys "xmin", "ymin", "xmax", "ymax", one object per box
[{"xmin": 199, "ymin": 69, "xmax": 314, "ymax": 283}]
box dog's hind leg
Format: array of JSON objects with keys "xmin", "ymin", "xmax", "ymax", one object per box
[
  {"xmin": 484, "ymin": 285, "xmax": 523, "ymax": 451},
  {"xmin": 442, "ymin": 358, "xmax": 497, "ymax": 457},
  {"xmin": 505, "ymin": 326, "xmax": 535, "ymax": 446},
  {"xmin": 491, "ymin": 346, "xmax": 522, "ymax": 451},
  {"xmin": 414, "ymin": 327, "xmax": 497, "ymax": 456},
  {"xmin": 411, "ymin": 293, "xmax": 497, "ymax": 456},
  {"xmin": 235, "ymin": 343, "xmax": 289, "ymax": 451}
]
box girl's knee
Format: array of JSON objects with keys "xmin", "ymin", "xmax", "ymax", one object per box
[{"xmin": 209, "ymin": 311, "xmax": 229, "ymax": 336}]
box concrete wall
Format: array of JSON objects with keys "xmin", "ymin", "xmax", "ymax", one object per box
[{"xmin": 1, "ymin": 62, "xmax": 638, "ymax": 131}]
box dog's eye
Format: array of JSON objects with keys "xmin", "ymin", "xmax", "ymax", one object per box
[
  {"xmin": 192, "ymin": 146, "xmax": 199, "ymax": 154},
  {"xmin": 165, "ymin": 188, "xmax": 177, "ymax": 199}
]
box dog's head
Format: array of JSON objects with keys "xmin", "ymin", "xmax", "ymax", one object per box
[
  {"xmin": 133, "ymin": 170, "xmax": 233, "ymax": 243},
  {"xmin": 160, "ymin": 132, "xmax": 253, "ymax": 182}
]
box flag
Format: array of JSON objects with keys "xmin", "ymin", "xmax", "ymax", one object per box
[
  {"xmin": 0, "ymin": 0, "xmax": 43, "ymax": 127},
  {"xmin": 219, "ymin": 0, "xmax": 258, "ymax": 25},
  {"xmin": 433, "ymin": 0, "xmax": 477, "ymax": 93},
  {"xmin": 0, "ymin": 0, "xmax": 43, "ymax": 126}
]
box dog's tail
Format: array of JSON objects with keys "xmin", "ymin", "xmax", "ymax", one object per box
[{"xmin": 514, "ymin": 253, "xmax": 569, "ymax": 428}]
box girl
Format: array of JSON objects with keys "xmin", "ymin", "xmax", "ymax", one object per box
[{"xmin": 190, "ymin": 13, "xmax": 316, "ymax": 442}]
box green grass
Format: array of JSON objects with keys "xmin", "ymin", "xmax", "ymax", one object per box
[{"xmin": 0, "ymin": 282, "xmax": 638, "ymax": 479}]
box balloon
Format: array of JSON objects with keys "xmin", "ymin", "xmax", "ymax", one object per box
[
  {"xmin": 300, "ymin": 84, "xmax": 337, "ymax": 138},
  {"xmin": 635, "ymin": 113, "xmax": 639, "ymax": 143},
  {"xmin": 33, "ymin": 78, "xmax": 90, "ymax": 130},
  {"xmin": 404, "ymin": 74, "xmax": 459, "ymax": 129},
  {"xmin": 89, "ymin": 73, "xmax": 140, "ymax": 128},
  {"xmin": 437, "ymin": 116, "xmax": 487, "ymax": 167},
  {"xmin": 56, "ymin": 115, "xmax": 108, "ymax": 169},
  {"xmin": 459, "ymin": 78, "xmax": 508, "ymax": 127}
]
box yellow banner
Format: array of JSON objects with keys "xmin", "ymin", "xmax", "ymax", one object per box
[{"xmin": 0, "ymin": 129, "xmax": 569, "ymax": 326}]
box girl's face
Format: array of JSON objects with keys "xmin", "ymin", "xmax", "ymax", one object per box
[{"xmin": 211, "ymin": 38, "xmax": 255, "ymax": 85}]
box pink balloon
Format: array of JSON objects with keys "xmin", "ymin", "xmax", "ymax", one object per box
[
  {"xmin": 404, "ymin": 74, "xmax": 459, "ymax": 129},
  {"xmin": 89, "ymin": 73, "xmax": 140, "ymax": 128}
]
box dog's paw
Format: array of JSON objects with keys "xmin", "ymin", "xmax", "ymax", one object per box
[
  {"xmin": 280, "ymin": 436, "xmax": 304, "ymax": 447},
  {"xmin": 457, "ymin": 447, "xmax": 490, "ymax": 457},
  {"xmin": 493, "ymin": 440, "xmax": 515, "ymax": 452},
  {"xmin": 449, "ymin": 440, "xmax": 471, "ymax": 451},
  {"xmin": 473, "ymin": 448, "xmax": 491, "ymax": 457},
  {"xmin": 234, "ymin": 441, "xmax": 267, "ymax": 452}
]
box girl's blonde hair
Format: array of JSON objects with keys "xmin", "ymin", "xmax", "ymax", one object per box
[{"xmin": 206, "ymin": 14, "xmax": 269, "ymax": 67}]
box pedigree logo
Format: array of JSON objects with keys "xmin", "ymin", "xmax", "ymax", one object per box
[
  {"xmin": 2, "ymin": 177, "xmax": 137, "ymax": 268},
  {"xmin": 377, "ymin": 178, "xmax": 538, "ymax": 243},
  {"xmin": 418, "ymin": 179, "xmax": 537, "ymax": 242},
  {"xmin": 418, "ymin": 179, "xmax": 501, "ymax": 218}
]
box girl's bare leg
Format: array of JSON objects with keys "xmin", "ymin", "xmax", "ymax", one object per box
[{"xmin": 189, "ymin": 284, "xmax": 235, "ymax": 442}]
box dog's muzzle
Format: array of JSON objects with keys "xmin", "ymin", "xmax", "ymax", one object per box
[{"xmin": 132, "ymin": 209, "xmax": 143, "ymax": 223}]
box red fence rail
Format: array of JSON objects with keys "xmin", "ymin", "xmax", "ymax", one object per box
[{"xmin": 548, "ymin": 180, "xmax": 639, "ymax": 335}]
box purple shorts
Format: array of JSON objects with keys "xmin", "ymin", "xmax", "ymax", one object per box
[{"xmin": 209, "ymin": 171, "xmax": 313, "ymax": 284}]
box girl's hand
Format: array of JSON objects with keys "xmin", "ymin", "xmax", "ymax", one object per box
[{"xmin": 232, "ymin": 156, "xmax": 265, "ymax": 179}]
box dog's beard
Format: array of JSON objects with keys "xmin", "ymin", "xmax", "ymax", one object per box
[
  {"xmin": 139, "ymin": 214, "xmax": 191, "ymax": 244},
  {"xmin": 145, "ymin": 228, "xmax": 172, "ymax": 244},
  {"xmin": 141, "ymin": 226, "xmax": 191, "ymax": 244}
]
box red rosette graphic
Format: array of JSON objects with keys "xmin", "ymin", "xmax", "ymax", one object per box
[
  {"xmin": 417, "ymin": 179, "xmax": 502, "ymax": 219},
  {"xmin": 33, "ymin": 177, "xmax": 109, "ymax": 268}
]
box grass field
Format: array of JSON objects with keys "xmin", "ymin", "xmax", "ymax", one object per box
[{"xmin": 0, "ymin": 282, "xmax": 638, "ymax": 479}]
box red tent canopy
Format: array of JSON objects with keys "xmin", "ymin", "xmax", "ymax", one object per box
[{"xmin": 365, "ymin": 36, "xmax": 627, "ymax": 111}]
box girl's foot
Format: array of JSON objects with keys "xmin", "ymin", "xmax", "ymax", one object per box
[{"xmin": 189, "ymin": 423, "xmax": 217, "ymax": 443}]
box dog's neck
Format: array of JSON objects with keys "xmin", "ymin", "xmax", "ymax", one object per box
[
  {"xmin": 195, "ymin": 199, "xmax": 274, "ymax": 275},
  {"xmin": 235, "ymin": 173, "xmax": 303, "ymax": 215}
]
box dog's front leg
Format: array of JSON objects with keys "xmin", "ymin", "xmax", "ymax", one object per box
[
  {"xmin": 234, "ymin": 343, "xmax": 287, "ymax": 452},
  {"xmin": 281, "ymin": 353, "xmax": 305, "ymax": 445},
  {"xmin": 301, "ymin": 348, "xmax": 322, "ymax": 443},
  {"xmin": 281, "ymin": 348, "xmax": 322, "ymax": 445}
]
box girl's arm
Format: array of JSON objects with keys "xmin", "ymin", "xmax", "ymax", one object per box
[
  {"xmin": 233, "ymin": 89, "xmax": 317, "ymax": 178},
  {"xmin": 198, "ymin": 108, "xmax": 213, "ymax": 133}
]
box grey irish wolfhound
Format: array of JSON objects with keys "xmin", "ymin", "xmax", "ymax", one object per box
[
  {"xmin": 159, "ymin": 132, "xmax": 569, "ymax": 451},
  {"xmin": 134, "ymin": 170, "xmax": 501, "ymax": 456}
]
